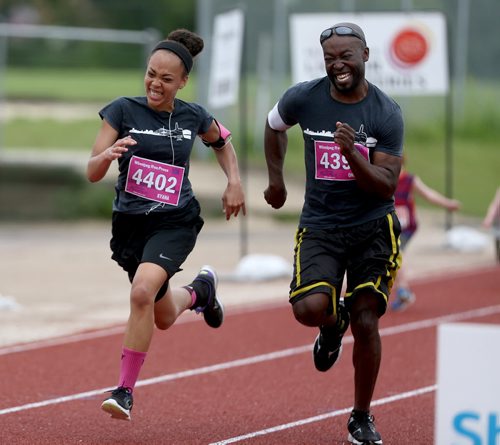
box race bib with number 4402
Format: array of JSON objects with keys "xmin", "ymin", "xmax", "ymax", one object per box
[
  {"xmin": 125, "ymin": 155, "xmax": 185, "ymax": 206},
  {"xmin": 315, "ymin": 141, "xmax": 369, "ymax": 181}
]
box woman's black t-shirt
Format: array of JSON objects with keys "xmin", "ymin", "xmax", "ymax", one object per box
[{"xmin": 100, "ymin": 96, "xmax": 213, "ymax": 214}]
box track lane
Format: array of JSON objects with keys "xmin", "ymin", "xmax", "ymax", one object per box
[{"xmin": 0, "ymin": 266, "xmax": 498, "ymax": 444}]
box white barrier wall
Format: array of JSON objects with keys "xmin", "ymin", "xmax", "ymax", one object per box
[{"xmin": 435, "ymin": 323, "xmax": 500, "ymax": 445}]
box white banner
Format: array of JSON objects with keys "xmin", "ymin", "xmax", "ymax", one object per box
[
  {"xmin": 290, "ymin": 12, "xmax": 449, "ymax": 96},
  {"xmin": 208, "ymin": 9, "xmax": 244, "ymax": 108},
  {"xmin": 435, "ymin": 323, "xmax": 500, "ymax": 444}
]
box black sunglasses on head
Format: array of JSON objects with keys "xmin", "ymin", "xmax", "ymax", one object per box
[{"xmin": 320, "ymin": 26, "xmax": 366, "ymax": 45}]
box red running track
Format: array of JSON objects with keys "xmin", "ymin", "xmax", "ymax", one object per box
[{"xmin": 1, "ymin": 266, "xmax": 499, "ymax": 444}]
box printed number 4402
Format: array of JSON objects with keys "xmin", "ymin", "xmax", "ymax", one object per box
[{"xmin": 131, "ymin": 168, "xmax": 177, "ymax": 194}]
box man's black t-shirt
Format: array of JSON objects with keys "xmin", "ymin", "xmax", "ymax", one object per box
[{"xmin": 277, "ymin": 77, "xmax": 404, "ymax": 229}]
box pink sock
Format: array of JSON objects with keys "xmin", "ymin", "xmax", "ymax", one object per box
[
  {"xmin": 183, "ymin": 285, "xmax": 197, "ymax": 308},
  {"xmin": 119, "ymin": 347, "xmax": 147, "ymax": 392}
]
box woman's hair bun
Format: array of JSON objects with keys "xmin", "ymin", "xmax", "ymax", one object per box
[{"xmin": 167, "ymin": 29, "xmax": 204, "ymax": 57}]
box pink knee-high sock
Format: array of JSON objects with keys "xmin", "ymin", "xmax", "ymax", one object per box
[{"xmin": 119, "ymin": 347, "xmax": 147, "ymax": 392}]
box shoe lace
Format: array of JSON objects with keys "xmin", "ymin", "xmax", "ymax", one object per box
[
  {"xmin": 349, "ymin": 410, "xmax": 381, "ymax": 440},
  {"xmin": 352, "ymin": 410, "xmax": 375, "ymax": 425},
  {"xmin": 192, "ymin": 273, "xmax": 215, "ymax": 313},
  {"xmin": 108, "ymin": 386, "xmax": 131, "ymax": 396}
]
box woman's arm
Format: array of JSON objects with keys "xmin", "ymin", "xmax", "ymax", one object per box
[
  {"xmin": 200, "ymin": 120, "xmax": 246, "ymax": 220},
  {"xmin": 87, "ymin": 120, "xmax": 136, "ymax": 183}
]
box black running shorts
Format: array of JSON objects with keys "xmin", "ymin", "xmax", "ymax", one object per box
[
  {"xmin": 110, "ymin": 198, "xmax": 204, "ymax": 301},
  {"xmin": 289, "ymin": 212, "xmax": 401, "ymax": 316}
]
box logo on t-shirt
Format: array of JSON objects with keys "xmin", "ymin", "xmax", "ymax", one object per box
[
  {"xmin": 304, "ymin": 124, "xmax": 377, "ymax": 148},
  {"xmin": 130, "ymin": 122, "xmax": 192, "ymax": 141}
]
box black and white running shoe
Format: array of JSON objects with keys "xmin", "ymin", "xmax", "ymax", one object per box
[
  {"xmin": 101, "ymin": 386, "xmax": 133, "ymax": 421},
  {"xmin": 347, "ymin": 410, "xmax": 383, "ymax": 444}
]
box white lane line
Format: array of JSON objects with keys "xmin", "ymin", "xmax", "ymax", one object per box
[
  {"xmin": 209, "ymin": 385, "xmax": 437, "ymax": 445},
  {"xmin": 411, "ymin": 264, "xmax": 497, "ymax": 286},
  {"xmin": 0, "ymin": 302, "xmax": 288, "ymax": 356},
  {"xmin": 0, "ymin": 346, "xmax": 310, "ymax": 416},
  {"xmin": 0, "ymin": 326, "xmax": 125, "ymax": 356},
  {"xmin": 1, "ymin": 265, "xmax": 496, "ymax": 356},
  {"xmin": 0, "ymin": 312, "xmax": 200, "ymax": 356},
  {"xmin": 0, "ymin": 285, "xmax": 495, "ymax": 358},
  {"xmin": 0, "ymin": 304, "xmax": 499, "ymax": 417}
]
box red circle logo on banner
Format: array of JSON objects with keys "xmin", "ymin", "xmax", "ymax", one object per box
[{"xmin": 390, "ymin": 28, "xmax": 429, "ymax": 68}]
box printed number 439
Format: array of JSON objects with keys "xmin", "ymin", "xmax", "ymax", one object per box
[{"xmin": 320, "ymin": 152, "xmax": 350, "ymax": 170}]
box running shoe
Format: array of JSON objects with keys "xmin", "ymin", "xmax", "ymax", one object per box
[
  {"xmin": 347, "ymin": 410, "xmax": 383, "ymax": 444},
  {"xmin": 192, "ymin": 265, "xmax": 224, "ymax": 328},
  {"xmin": 390, "ymin": 287, "xmax": 415, "ymax": 311},
  {"xmin": 313, "ymin": 302, "xmax": 350, "ymax": 372},
  {"xmin": 101, "ymin": 386, "xmax": 133, "ymax": 421}
]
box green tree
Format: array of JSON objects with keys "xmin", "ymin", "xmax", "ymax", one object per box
[
  {"xmin": 0, "ymin": 0, "xmax": 197, "ymax": 68},
  {"xmin": 1, "ymin": 0, "xmax": 196, "ymax": 34}
]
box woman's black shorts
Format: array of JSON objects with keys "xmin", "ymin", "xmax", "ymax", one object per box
[{"xmin": 110, "ymin": 198, "xmax": 204, "ymax": 293}]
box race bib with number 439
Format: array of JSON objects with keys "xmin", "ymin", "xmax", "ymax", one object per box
[
  {"xmin": 314, "ymin": 140, "xmax": 369, "ymax": 181},
  {"xmin": 125, "ymin": 155, "xmax": 185, "ymax": 206}
]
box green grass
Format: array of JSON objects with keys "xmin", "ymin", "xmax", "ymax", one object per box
[
  {"xmin": 4, "ymin": 67, "xmax": 197, "ymax": 102},
  {"xmin": 404, "ymin": 138, "xmax": 498, "ymax": 217},
  {"xmin": 3, "ymin": 67, "xmax": 197, "ymax": 149},
  {"xmin": 5, "ymin": 68, "xmax": 145, "ymax": 102},
  {"xmin": 5, "ymin": 118, "xmax": 100, "ymax": 149}
]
